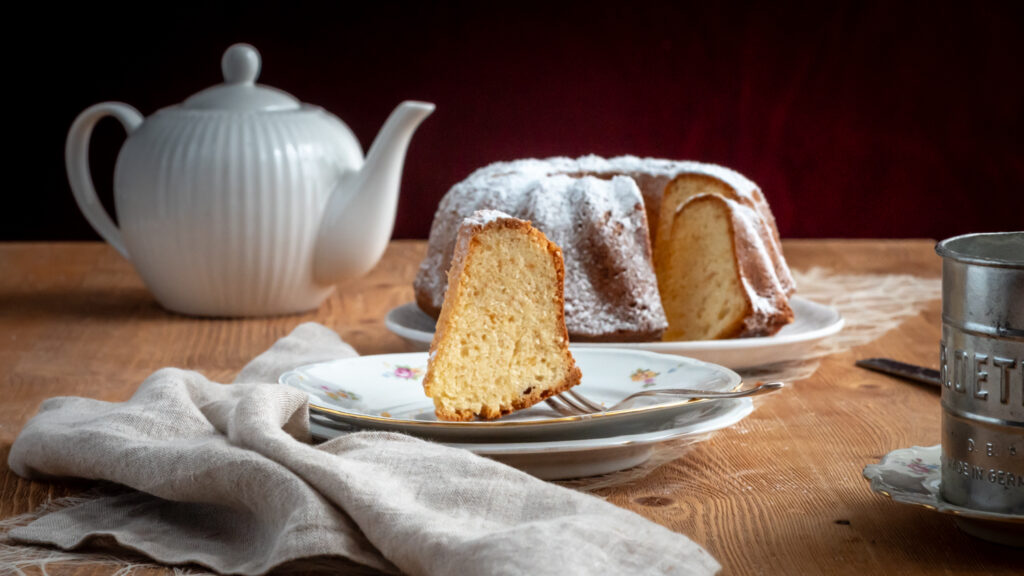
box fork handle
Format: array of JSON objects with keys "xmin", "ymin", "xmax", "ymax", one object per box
[{"xmin": 630, "ymin": 381, "xmax": 784, "ymax": 400}]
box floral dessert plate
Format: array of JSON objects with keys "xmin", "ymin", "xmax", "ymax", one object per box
[
  {"xmin": 309, "ymin": 398, "xmax": 754, "ymax": 480},
  {"xmin": 863, "ymin": 445, "xmax": 1024, "ymax": 547},
  {"xmin": 385, "ymin": 297, "xmax": 843, "ymax": 371},
  {"xmin": 280, "ymin": 348, "xmax": 742, "ymax": 442}
]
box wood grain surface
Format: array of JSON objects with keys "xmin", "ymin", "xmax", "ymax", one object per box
[{"xmin": 1, "ymin": 240, "xmax": 1021, "ymax": 574}]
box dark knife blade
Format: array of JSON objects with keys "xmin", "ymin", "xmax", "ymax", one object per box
[{"xmin": 855, "ymin": 358, "xmax": 942, "ymax": 388}]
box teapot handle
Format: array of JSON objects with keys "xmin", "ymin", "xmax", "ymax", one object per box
[{"xmin": 65, "ymin": 102, "xmax": 143, "ymax": 259}]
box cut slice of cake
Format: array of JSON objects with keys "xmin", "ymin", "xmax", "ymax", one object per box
[
  {"xmin": 422, "ymin": 209, "xmax": 582, "ymax": 421},
  {"xmin": 659, "ymin": 194, "xmax": 794, "ymax": 341}
]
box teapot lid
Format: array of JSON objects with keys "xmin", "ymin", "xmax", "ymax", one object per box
[{"xmin": 182, "ymin": 44, "xmax": 301, "ymax": 112}]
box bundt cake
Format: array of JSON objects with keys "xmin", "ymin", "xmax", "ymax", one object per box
[
  {"xmin": 414, "ymin": 156, "xmax": 795, "ymax": 342},
  {"xmin": 422, "ymin": 210, "xmax": 582, "ymax": 421},
  {"xmin": 660, "ymin": 194, "xmax": 794, "ymax": 340},
  {"xmin": 415, "ymin": 164, "xmax": 666, "ymax": 342}
]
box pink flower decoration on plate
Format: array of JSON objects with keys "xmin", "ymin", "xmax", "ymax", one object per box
[{"xmin": 383, "ymin": 363, "xmax": 425, "ymax": 380}]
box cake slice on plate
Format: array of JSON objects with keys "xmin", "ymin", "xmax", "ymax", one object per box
[{"xmin": 422, "ymin": 210, "xmax": 582, "ymax": 421}]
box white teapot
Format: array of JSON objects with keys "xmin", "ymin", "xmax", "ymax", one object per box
[{"xmin": 66, "ymin": 44, "xmax": 434, "ymax": 316}]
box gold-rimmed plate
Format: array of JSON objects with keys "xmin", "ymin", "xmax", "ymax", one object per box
[{"xmin": 280, "ymin": 348, "xmax": 741, "ymax": 442}]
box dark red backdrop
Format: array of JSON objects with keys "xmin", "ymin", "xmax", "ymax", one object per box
[{"xmin": 10, "ymin": 1, "xmax": 1023, "ymax": 242}]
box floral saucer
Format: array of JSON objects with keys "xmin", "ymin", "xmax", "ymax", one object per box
[{"xmin": 863, "ymin": 445, "xmax": 1023, "ymax": 547}]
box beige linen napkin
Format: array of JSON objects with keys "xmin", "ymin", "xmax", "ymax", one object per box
[{"xmin": 8, "ymin": 323, "xmax": 720, "ymax": 575}]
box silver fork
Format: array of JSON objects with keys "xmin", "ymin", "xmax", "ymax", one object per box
[{"xmin": 545, "ymin": 381, "xmax": 784, "ymax": 416}]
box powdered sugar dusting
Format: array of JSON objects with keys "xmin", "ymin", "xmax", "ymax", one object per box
[
  {"xmin": 555, "ymin": 176, "xmax": 666, "ymax": 339},
  {"xmin": 463, "ymin": 209, "xmax": 519, "ymax": 227}
]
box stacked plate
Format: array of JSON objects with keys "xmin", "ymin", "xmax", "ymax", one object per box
[{"xmin": 281, "ymin": 348, "xmax": 755, "ymax": 480}]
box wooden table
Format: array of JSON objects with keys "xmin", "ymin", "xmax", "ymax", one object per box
[{"xmin": 1, "ymin": 240, "xmax": 1021, "ymax": 574}]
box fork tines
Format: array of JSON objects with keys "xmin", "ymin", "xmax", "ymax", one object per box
[{"xmin": 546, "ymin": 389, "xmax": 604, "ymax": 416}]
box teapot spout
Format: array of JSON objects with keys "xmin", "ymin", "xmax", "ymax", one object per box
[{"xmin": 314, "ymin": 101, "xmax": 435, "ymax": 284}]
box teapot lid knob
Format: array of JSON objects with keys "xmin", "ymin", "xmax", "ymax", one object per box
[
  {"xmin": 222, "ymin": 44, "xmax": 260, "ymax": 85},
  {"xmin": 181, "ymin": 43, "xmax": 301, "ymax": 111}
]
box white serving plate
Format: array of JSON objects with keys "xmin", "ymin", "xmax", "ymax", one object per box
[
  {"xmin": 386, "ymin": 297, "xmax": 843, "ymax": 370},
  {"xmin": 281, "ymin": 348, "xmax": 742, "ymax": 442},
  {"xmin": 311, "ymin": 398, "xmax": 754, "ymax": 480}
]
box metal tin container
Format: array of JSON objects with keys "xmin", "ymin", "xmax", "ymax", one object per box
[{"xmin": 936, "ymin": 232, "xmax": 1023, "ymax": 514}]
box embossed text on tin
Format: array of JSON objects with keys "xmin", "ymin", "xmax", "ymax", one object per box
[
  {"xmin": 940, "ymin": 342, "xmax": 1023, "ymax": 406},
  {"xmin": 950, "ymin": 459, "xmax": 1021, "ymax": 488}
]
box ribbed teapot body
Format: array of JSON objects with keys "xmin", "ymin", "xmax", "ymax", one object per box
[{"xmin": 113, "ymin": 106, "xmax": 363, "ymax": 316}]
